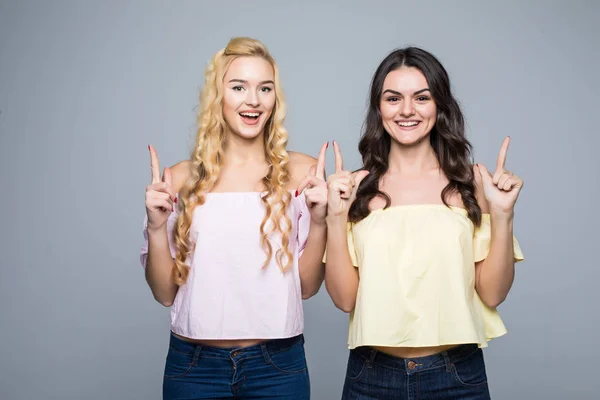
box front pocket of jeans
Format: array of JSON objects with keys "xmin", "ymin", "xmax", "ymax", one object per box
[
  {"xmin": 164, "ymin": 347, "xmax": 194, "ymax": 379},
  {"xmin": 267, "ymin": 341, "xmax": 308, "ymax": 374},
  {"xmin": 345, "ymin": 350, "xmax": 367, "ymax": 381},
  {"xmin": 451, "ymin": 348, "xmax": 488, "ymax": 387}
]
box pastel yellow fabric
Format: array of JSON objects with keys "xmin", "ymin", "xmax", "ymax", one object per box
[{"xmin": 336, "ymin": 205, "xmax": 523, "ymax": 350}]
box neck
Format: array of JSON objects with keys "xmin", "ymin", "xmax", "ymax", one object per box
[
  {"xmin": 223, "ymin": 131, "xmax": 266, "ymax": 166},
  {"xmin": 387, "ymin": 136, "xmax": 439, "ymax": 175}
]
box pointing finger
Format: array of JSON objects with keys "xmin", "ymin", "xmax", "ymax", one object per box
[
  {"xmin": 333, "ymin": 140, "xmax": 344, "ymax": 173},
  {"xmin": 149, "ymin": 145, "xmax": 161, "ymax": 184}
]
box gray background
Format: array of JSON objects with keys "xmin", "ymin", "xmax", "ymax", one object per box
[{"xmin": 0, "ymin": 0, "xmax": 598, "ymax": 399}]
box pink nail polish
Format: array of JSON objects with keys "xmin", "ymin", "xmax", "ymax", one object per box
[
  {"xmin": 174, "ymin": 197, "xmax": 178, "ymax": 203},
  {"xmin": 295, "ymin": 190, "xmax": 298, "ymax": 197}
]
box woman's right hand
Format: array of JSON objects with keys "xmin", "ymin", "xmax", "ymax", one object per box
[
  {"xmin": 326, "ymin": 141, "xmax": 369, "ymax": 220},
  {"xmin": 145, "ymin": 145, "xmax": 176, "ymax": 232}
]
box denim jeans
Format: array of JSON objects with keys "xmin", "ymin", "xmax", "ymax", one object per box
[
  {"xmin": 163, "ymin": 332, "xmax": 310, "ymax": 399},
  {"xmin": 342, "ymin": 344, "xmax": 491, "ymax": 400}
]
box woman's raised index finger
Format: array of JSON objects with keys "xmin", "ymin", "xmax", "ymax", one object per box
[
  {"xmin": 496, "ymin": 136, "xmax": 510, "ymax": 170},
  {"xmin": 333, "ymin": 140, "xmax": 343, "ymax": 172},
  {"xmin": 149, "ymin": 145, "xmax": 161, "ymax": 184},
  {"xmin": 315, "ymin": 142, "xmax": 328, "ymax": 179}
]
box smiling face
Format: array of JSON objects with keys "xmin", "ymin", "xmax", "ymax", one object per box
[
  {"xmin": 221, "ymin": 56, "xmax": 276, "ymax": 140},
  {"xmin": 379, "ymin": 66, "xmax": 437, "ymax": 146}
]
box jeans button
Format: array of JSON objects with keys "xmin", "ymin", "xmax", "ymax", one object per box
[{"xmin": 407, "ymin": 361, "xmax": 416, "ymax": 370}]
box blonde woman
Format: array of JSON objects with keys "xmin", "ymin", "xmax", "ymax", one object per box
[{"xmin": 140, "ymin": 37, "xmax": 327, "ymax": 399}]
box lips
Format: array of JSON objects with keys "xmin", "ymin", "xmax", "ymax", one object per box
[
  {"xmin": 395, "ymin": 120, "xmax": 421, "ymax": 130},
  {"xmin": 239, "ymin": 110, "xmax": 263, "ymax": 126}
]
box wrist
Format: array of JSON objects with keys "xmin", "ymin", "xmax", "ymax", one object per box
[
  {"xmin": 489, "ymin": 208, "xmax": 514, "ymax": 223},
  {"xmin": 326, "ymin": 213, "xmax": 348, "ymax": 227},
  {"xmin": 310, "ymin": 216, "xmax": 327, "ymax": 228},
  {"xmin": 147, "ymin": 224, "xmax": 168, "ymax": 237}
]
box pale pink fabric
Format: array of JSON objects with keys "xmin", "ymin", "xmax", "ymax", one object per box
[{"xmin": 140, "ymin": 192, "xmax": 311, "ymax": 340}]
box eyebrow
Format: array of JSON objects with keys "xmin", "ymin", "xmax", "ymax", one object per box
[
  {"xmin": 228, "ymin": 79, "xmax": 275, "ymax": 85},
  {"xmin": 383, "ymin": 88, "xmax": 430, "ymax": 96}
]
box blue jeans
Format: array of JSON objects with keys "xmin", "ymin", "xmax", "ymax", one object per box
[
  {"xmin": 163, "ymin": 332, "xmax": 310, "ymax": 399},
  {"xmin": 342, "ymin": 344, "xmax": 491, "ymax": 400}
]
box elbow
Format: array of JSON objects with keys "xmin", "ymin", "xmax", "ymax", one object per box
[
  {"xmin": 301, "ymin": 291, "xmax": 316, "ymax": 300},
  {"xmin": 324, "ymin": 281, "xmax": 356, "ymax": 313},
  {"xmin": 158, "ymin": 298, "xmax": 174, "ymax": 307},
  {"xmin": 151, "ymin": 289, "xmax": 175, "ymax": 307},
  {"xmin": 335, "ymin": 300, "xmax": 355, "ymax": 313},
  {"xmin": 301, "ymin": 274, "xmax": 325, "ymax": 300},
  {"xmin": 155, "ymin": 295, "xmax": 174, "ymax": 307},
  {"xmin": 331, "ymin": 293, "xmax": 355, "ymax": 313},
  {"xmin": 481, "ymin": 294, "xmax": 506, "ymax": 309},
  {"xmin": 301, "ymin": 284, "xmax": 322, "ymax": 300}
]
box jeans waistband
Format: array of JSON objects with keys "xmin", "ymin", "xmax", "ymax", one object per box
[
  {"xmin": 352, "ymin": 344, "xmax": 481, "ymax": 373},
  {"xmin": 168, "ymin": 332, "xmax": 304, "ymax": 360}
]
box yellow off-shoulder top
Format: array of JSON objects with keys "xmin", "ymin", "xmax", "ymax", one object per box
[{"xmin": 338, "ymin": 204, "xmax": 524, "ymax": 349}]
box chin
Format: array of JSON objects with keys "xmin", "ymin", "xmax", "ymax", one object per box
[
  {"xmin": 389, "ymin": 131, "xmax": 428, "ymax": 146},
  {"xmin": 233, "ymin": 125, "xmax": 265, "ymax": 140}
]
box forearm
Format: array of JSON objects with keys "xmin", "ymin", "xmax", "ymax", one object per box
[
  {"xmin": 145, "ymin": 227, "xmax": 178, "ymax": 307},
  {"xmin": 475, "ymin": 211, "xmax": 516, "ymax": 308},
  {"xmin": 298, "ymin": 220, "xmax": 326, "ymax": 299},
  {"xmin": 324, "ymin": 216, "xmax": 359, "ymax": 312}
]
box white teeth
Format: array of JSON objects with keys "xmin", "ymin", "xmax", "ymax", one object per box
[
  {"xmin": 240, "ymin": 112, "xmax": 260, "ymax": 117},
  {"xmin": 397, "ymin": 121, "xmax": 419, "ymax": 127}
]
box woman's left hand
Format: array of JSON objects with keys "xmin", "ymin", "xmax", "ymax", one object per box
[
  {"xmin": 296, "ymin": 142, "xmax": 328, "ymax": 225},
  {"xmin": 476, "ymin": 137, "xmax": 524, "ymax": 214}
]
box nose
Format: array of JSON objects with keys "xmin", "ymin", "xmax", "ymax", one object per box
[
  {"xmin": 400, "ymin": 99, "xmax": 414, "ymax": 117},
  {"xmin": 245, "ymin": 89, "xmax": 260, "ymax": 107}
]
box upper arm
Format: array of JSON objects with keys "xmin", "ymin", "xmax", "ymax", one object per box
[
  {"xmin": 288, "ymin": 151, "xmax": 318, "ymax": 187},
  {"xmin": 473, "ymin": 165, "xmax": 488, "ymax": 273},
  {"xmin": 170, "ymin": 160, "xmax": 193, "ymax": 195},
  {"xmin": 473, "ymin": 165, "xmax": 489, "ymax": 214}
]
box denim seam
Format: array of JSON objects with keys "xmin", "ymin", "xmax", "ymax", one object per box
[
  {"xmin": 260, "ymin": 343, "xmax": 307, "ymax": 375},
  {"xmin": 451, "ymin": 365, "xmax": 489, "ymax": 388},
  {"xmin": 449, "ymin": 346, "xmax": 480, "ymax": 365}
]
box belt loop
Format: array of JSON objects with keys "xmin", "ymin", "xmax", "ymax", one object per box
[
  {"xmin": 442, "ymin": 350, "xmax": 452, "ymax": 373},
  {"xmin": 260, "ymin": 343, "xmax": 272, "ymax": 364},
  {"xmin": 368, "ymin": 347, "xmax": 377, "ymax": 366},
  {"xmin": 192, "ymin": 345, "xmax": 202, "ymax": 366}
]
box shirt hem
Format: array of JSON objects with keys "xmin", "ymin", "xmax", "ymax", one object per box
[
  {"xmin": 347, "ymin": 332, "xmax": 507, "ymax": 350},
  {"xmin": 171, "ymin": 327, "xmax": 304, "ymax": 341}
]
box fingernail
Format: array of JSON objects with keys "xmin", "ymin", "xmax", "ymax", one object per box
[
  {"xmin": 174, "ymin": 197, "xmax": 178, "ymax": 203},
  {"xmin": 326, "ymin": 142, "xmax": 329, "ymax": 149},
  {"xmin": 295, "ymin": 190, "xmax": 298, "ymax": 197},
  {"xmin": 172, "ymin": 206, "xmax": 174, "ymax": 212},
  {"xmin": 148, "ymin": 144, "xmax": 150, "ymax": 150}
]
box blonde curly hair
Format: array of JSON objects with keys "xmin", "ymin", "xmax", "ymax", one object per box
[{"xmin": 172, "ymin": 37, "xmax": 292, "ymax": 285}]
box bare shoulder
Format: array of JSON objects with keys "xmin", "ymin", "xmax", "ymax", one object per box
[
  {"xmin": 473, "ymin": 164, "xmax": 490, "ymax": 213},
  {"xmin": 170, "ymin": 160, "xmax": 193, "ymax": 194},
  {"xmin": 288, "ymin": 151, "xmax": 318, "ymax": 185}
]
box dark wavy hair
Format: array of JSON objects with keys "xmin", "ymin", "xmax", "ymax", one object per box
[{"xmin": 349, "ymin": 47, "xmax": 481, "ymax": 226}]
